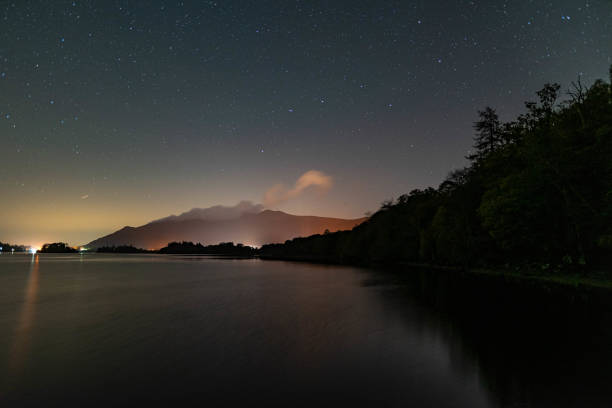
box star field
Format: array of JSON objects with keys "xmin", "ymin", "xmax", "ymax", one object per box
[{"xmin": 1, "ymin": 0, "xmax": 611, "ymax": 245}]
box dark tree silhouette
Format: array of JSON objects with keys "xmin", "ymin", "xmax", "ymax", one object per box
[
  {"xmin": 0, "ymin": 242, "xmax": 28, "ymax": 252},
  {"xmin": 158, "ymin": 241, "xmax": 256, "ymax": 256},
  {"xmin": 39, "ymin": 243, "xmax": 78, "ymax": 253},
  {"xmin": 97, "ymin": 245, "xmax": 150, "ymax": 253},
  {"xmin": 261, "ymin": 66, "xmax": 612, "ymax": 272},
  {"xmin": 469, "ymin": 107, "xmax": 502, "ymax": 161}
]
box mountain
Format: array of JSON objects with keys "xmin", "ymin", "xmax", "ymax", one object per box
[{"xmin": 85, "ymin": 210, "xmax": 367, "ymax": 250}]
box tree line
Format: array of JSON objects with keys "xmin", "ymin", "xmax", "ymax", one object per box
[
  {"xmin": 97, "ymin": 242, "xmax": 257, "ymax": 256},
  {"xmin": 158, "ymin": 241, "xmax": 257, "ymax": 255},
  {"xmin": 0, "ymin": 242, "xmax": 29, "ymax": 252},
  {"xmin": 39, "ymin": 243, "xmax": 78, "ymax": 253},
  {"xmin": 1, "ymin": 241, "xmax": 257, "ymax": 255},
  {"xmin": 260, "ymin": 68, "xmax": 612, "ymax": 271}
]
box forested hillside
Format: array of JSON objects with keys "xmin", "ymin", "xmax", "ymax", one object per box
[{"xmin": 261, "ymin": 69, "xmax": 612, "ymax": 270}]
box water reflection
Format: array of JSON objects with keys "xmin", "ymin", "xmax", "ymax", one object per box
[
  {"xmin": 0, "ymin": 255, "xmax": 610, "ymax": 407},
  {"xmin": 365, "ymin": 268, "xmax": 612, "ymax": 407},
  {"xmin": 7, "ymin": 254, "xmax": 40, "ymax": 379}
]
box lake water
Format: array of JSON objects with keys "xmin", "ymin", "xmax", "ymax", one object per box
[{"xmin": 1, "ymin": 254, "xmax": 611, "ymax": 407}]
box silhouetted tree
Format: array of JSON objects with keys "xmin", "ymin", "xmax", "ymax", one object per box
[
  {"xmin": 158, "ymin": 241, "xmax": 256, "ymax": 256},
  {"xmin": 40, "ymin": 243, "xmax": 78, "ymax": 253},
  {"xmin": 97, "ymin": 245, "xmax": 150, "ymax": 253},
  {"xmin": 260, "ymin": 66, "xmax": 612, "ymax": 271},
  {"xmin": 469, "ymin": 107, "xmax": 502, "ymax": 161},
  {"xmin": 0, "ymin": 242, "xmax": 28, "ymax": 252}
]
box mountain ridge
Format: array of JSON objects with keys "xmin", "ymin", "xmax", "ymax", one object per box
[{"xmin": 85, "ymin": 210, "xmax": 367, "ymax": 250}]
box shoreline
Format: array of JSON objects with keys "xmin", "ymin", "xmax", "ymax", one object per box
[
  {"xmin": 258, "ymin": 255, "xmax": 612, "ymax": 292},
  {"xmin": 15, "ymin": 251, "xmax": 612, "ymax": 291}
]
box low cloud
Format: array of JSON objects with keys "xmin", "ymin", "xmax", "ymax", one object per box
[
  {"xmin": 153, "ymin": 200, "xmax": 264, "ymax": 223},
  {"xmin": 149, "ymin": 171, "xmax": 333, "ymax": 224},
  {"xmin": 264, "ymin": 170, "xmax": 333, "ymax": 207}
]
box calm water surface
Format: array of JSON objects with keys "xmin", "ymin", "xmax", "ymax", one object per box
[{"xmin": 0, "ymin": 254, "xmax": 611, "ymax": 407}]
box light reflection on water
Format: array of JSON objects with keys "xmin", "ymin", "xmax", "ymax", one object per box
[
  {"xmin": 0, "ymin": 253, "xmax": 610, "ymax": 407},
  {"xmin": 7, "ymin": 254, "xmax": 39, "ymax": 378}
]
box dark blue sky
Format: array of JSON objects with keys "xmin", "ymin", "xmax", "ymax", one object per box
[{"xmin": 1, "ymin": 0, "xmax": 611, "ymax": 245}]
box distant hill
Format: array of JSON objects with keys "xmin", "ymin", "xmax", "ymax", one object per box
[{"xmin": 85, "ymin": 210, "xmax": 367, "ymax": 250}]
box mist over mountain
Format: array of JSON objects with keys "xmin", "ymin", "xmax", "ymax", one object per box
[
  {"xmin": 152, "ymin": 201, "xmax": 264, "ymax": 223},
  {"xmin": 85, "ymin": 203, "xmax": 366, "ymax": 250}
]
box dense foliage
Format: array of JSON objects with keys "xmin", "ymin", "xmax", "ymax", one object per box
[
  {"xmin": 261, "ymin": 70, "xmax": 612, "ymax": 270},
  {"xmin": 97, "ymin": 245, "xmax": 152, "ymax": 253},
  {"xmin": 159, "ymin": 241, "xmax": 257, "ymax": 256},
  {"xmin": 39, "ymin": 242, "xmax": 78, "ymax": 253},
  {"xmin": 0, "ymin": 242, "xmax": 28, "ymax": 252}
]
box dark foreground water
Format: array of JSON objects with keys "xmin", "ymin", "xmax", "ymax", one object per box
[{"xmin": 0, "ymin": 254, "xmax": 611, "ymax": 407}]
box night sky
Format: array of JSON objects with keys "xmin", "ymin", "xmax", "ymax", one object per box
[{"xmin": 1, "ymin": 1, "xmax": 611, "ymax": 246}]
